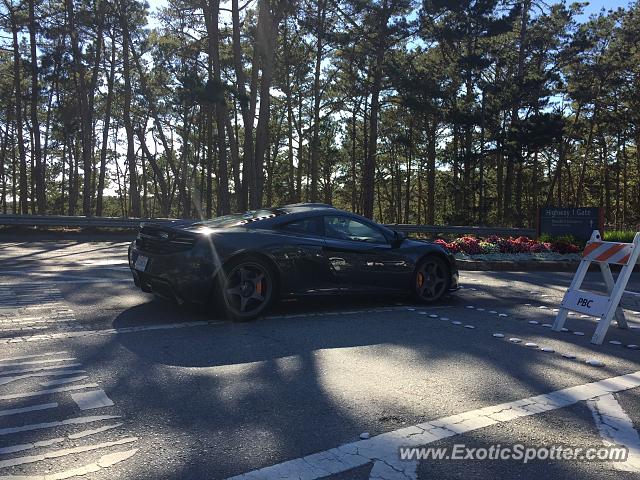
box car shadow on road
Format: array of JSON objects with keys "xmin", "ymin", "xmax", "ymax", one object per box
[{"xmin": 88, "ymin": 275, "xmax": 640, "ymax": 479}]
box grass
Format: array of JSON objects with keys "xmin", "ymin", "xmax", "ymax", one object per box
[{"xmin": 603, "ymin": 230, "xmax": 638, "ymax": 243}]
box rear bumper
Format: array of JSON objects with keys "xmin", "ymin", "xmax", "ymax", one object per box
[{"xmin": 129, "ymin": 243, "xmax": 215, "ymax": 304}]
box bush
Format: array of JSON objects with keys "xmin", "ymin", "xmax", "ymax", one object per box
[
  {"xmin": 604, "ymin": 230, "xmax": 637, "ymax": 243},
  {"xmin": 440, "ymin": 234, "xmax": 580, "ymax": 255},
  {"xmin": 434, "ymin": 238, "xmax": 460, "ymax": 253},
  {"xmin": 454, "ymin": 236, "xmax": 483, "ymax": 255},
  {"xmin": 479, "ymin": 241, "xmax": 500, "ymax": 254}
]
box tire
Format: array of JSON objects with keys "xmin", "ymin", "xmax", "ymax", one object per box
[
  {"xmin": 216, "ymin": 256, "xmax": 277, "ymax": 321},
  {"xmin": 413, "ymin": 255, "xmax": 451, "ymax": 304}
]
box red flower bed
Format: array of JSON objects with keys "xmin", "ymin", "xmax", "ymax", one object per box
[{"xmin": 434, "ymin": 235, "xmax": 580, "ymax": 255}]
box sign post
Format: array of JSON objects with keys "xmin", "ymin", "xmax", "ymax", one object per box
[{"xmin": 553, "ymin": 230, "xmax": 640, "ymax": 345}]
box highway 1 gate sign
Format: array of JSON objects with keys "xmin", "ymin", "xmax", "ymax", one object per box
[{"xmin": 538, "ymin": 207, "xmax": 604, "ymax": 242}]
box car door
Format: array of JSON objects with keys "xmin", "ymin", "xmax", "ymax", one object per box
[
  {"xmin": 321, "ymin": 215, "xmax": 410, "ymax": 291},
  {"xmin": 274, "ymin": 216, "xmax": 337, "ymax": 294}
]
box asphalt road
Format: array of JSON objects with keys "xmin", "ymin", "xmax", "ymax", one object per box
[{"xmin": 1, "ymin": 235, "xmax": 640, "ymax": 479}]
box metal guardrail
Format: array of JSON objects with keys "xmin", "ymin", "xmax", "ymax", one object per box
[
  {"xmin": 0, "ymin": 214, "xmax": 538, "ymax": 238},
  {"xmin": 387, "ymin": 224, "xmax": 537, "ymax": 238},
  {"xmin": 0, "ymin": 214, "xmax": 167, "ymax": 229}
]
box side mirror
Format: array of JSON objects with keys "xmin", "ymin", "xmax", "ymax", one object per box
[{"xmin": 392, "ymin": 230, "xmax": 406, "ymax": 248}]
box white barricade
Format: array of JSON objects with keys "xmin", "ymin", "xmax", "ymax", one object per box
[{"xmin": 553, "ymin": 230, "xmax": 640, "ymax": 345}]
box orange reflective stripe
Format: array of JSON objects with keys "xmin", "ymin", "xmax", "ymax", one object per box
[
  {"xmin": 583, "ymin": 242, "xmax": 602, "ymax": 257},
  {"xmin": 617, "ymin": 254, "xmax": 631, "ymax": 265},
  {"xmin": 594, "ymin": 243, "xmax": 626, "ymax": 262}
]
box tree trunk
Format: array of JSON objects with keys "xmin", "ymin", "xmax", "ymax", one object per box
[
  {"xmin": 363, "ymin": 47, "xmax": 384, "ymax": 219},
  {"xmin": 427, "ymin": 119, "xmax": 436, "ymax": 225},
  {"xmin": 120, "ymin": 8, "xmax": 141, "ymax": 217},
  {"xmin": 96, "ymin": 37, "xmax": 116, "ymax": 217},
  {"xmin": 202, "ymin": 0, "xmax": 230, "ymax": 215},
  {"xmin": 6, "ymin": 5, "xmax": 29, "ymax": 214},
  {"xmin": 309, "ymin": 0, "xmax": 326, "ymax": 202},
  {"xmin": 65, "ymin": 0, "xmax": 95, "ymax": 216},
  {"xmin": 28, "ymin": 0, "xmax": 45, "ymax": 212},
  {"xmin": 231, "ymin": 0, "xmax": 253, "ymax": 210}
]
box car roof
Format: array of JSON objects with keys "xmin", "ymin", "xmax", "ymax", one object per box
[{"xmin": 278, "ymin": 203, "xmax": 338, "ymax": 213}]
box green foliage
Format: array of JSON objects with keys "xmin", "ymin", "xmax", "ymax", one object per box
[
  {"xmin": 603, "ymin": 230, "xmax": 638, "ymax": 243},
  {"xmin": 0, "ymin": 0, "xmax": 639, "ymax": 228}
]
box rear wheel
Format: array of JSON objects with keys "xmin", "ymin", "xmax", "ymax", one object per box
[
  {"xmin": 218, "ymin": 257, "xmax": 276, "ymax": 321},
  {"xmin": 413, "ymin": 255, "xmax": 450, "ymax": 303}
]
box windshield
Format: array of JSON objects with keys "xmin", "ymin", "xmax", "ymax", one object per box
[{"xmin": 199, "ymin": 209, "xmax": 284, "ymax": 229}]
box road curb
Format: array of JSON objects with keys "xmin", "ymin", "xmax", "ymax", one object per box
[{"xmin": 457, "ymin": 259, "xmax": 640, "ymax": 272}]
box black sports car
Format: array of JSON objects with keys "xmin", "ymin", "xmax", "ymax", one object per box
[{"xmin": 128, "ymin": 203, "xmax": 458, "ymax": 320}]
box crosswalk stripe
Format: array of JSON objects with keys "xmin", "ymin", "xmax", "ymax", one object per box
[
  {"xmin": 68, "ymin": 423, "xmax": 123, "ymax": 440},
  {"xmin": 0, "ymin": 364, "xmax": 83, "ymax": 376},
  {"xmin": 0, "ymin": 352, "xmax": 68, "ymax": 363},
  {"xmin": 0, "ymin": 370, "xmax": 86, "ymax": 386},
  {"xmin": 0, "ymin": 383, "xmax": 99, "ymax": 402},
  {"xmin": 38, "ymin": 376, "xmax": 89, "ymax": 387},
  {"xmin": 0, "ymin": 437, "xmax": 65, "ymax": 455},
  {"xmin": 0, "ymin": 447, "xmax": 139, "ymax": 480},
  {"xmin": 0, "ymin": 415, "xmax": 120, "ymax": 436},
  {"xmin": 588, "ymin": 394, "xmax": 640, "ymax": 472},
  {"xmin": 0, "ymin": 403, "xmax": 58, "ymax": 418},
  {"xmin": 0, "ymin": 437, "xmax": 138, "ymax": 468},
  {"xmin": 0, "ymin": 358, "xmax": 77, "ymax": 369}
]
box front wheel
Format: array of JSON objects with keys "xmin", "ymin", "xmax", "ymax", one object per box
[
  {"xmin": 413, "ymin": 255, "xmax": 451, "ymax": 303},
  {"xmin": 218, "ymin": 257, "xmax": 276, "ymax": 321}
]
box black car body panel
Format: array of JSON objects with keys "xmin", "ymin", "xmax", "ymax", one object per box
[{"xmin": 129, "ymin": 204, "xmax": 459, "ymax": 305}]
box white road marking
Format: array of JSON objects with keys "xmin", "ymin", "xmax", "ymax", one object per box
[
  {"xmin": 22, "ymin": 304, "xmax": 63, "ymax": 309},
  {"xmin": 70, "ymin": 390, "xmax": 114, "ymax": 410},
  {"xmin": 0, "ymin": 437, "xmax": 65, "ymax": 455},
  {"xmin": 0, "ymin": 317, "xmax": 76, "ymax": 326},
  {"xmin": 0, "ymin": 352, "xmax": 68, "ymax": 362},
  {"xmin": 0, "ymin": 403, "xmax": 58, "ymax": 418},
  {"xmin": 0, "ymin": 358, "xmax": 77, "ymax": 369},
  {"xmin": 0, "ymin": 415, "xmax": 120, "ymax": 436},
  {"xmin": 227, "ymin": 370, "xmax": 640, "ymax": 480},
  {"xmin": 0, "ymin": 370, "xmax": 86, "ymax": 386},
  {"xmin": 588, "ymin": 393, "xmax": 640, "ymax": 471},
  {"xmin": 0, "ymin": 437, "xmax": 138, "ymax": 468},
  {"xmin": 0, "ymin": 364, "xmax": 83, "ymax": 376},
  {"xmin": 38, "ymin": 376, "xmax": 89, "ymax": 387},
  {"xmin": 68, "ymin": 423, "xmax": 123, "ymax": 440},
  {"xmin": 1, "ymin": 306, "xmax": 459, "ymax": 344},
  {"xmin": 0, "ymin": 383, "xmax": 99, "ymax": 401},
  {"xmin": 0, "ymin": 448, "xmax": 139, "ymax": 480}
]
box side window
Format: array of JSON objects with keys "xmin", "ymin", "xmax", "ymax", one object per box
[
  {"xmin": 280, "ymin": 217, "xmax": 322, "ymax": 236},
  {"xmin": 324, "ymin": 216, "xmax": 388, "ymax": 244}
]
